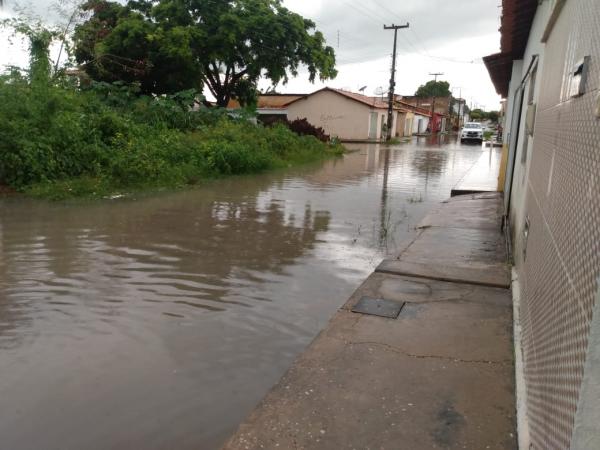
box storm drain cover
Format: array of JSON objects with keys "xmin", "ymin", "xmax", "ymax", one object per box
[{"xmin": 352, "ymin": 297, "xmax": 405, "ymax": 318}]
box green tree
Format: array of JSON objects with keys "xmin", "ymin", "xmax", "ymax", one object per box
[
  {"xmin": 470, "ymin": 108, "xmax": 485, "ymax": 120},
  {"xmin": 487, "ymin": 110, "xmax": 499, "ymax": 122},
  {"xmin": 73, "ymin": 1, "xmax": 201, "ymax": 95},
  {"xmin": 73, "ymin": 0, "xmax": 337, "ymax": 105},
  {"xmin": 415, "ymin": 80, "xmax": 451, "ymax": 98}
]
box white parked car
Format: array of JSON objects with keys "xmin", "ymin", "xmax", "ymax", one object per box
[{"xmin": 460, "ymin": 122, "xmax": 484, "ymax": 144}]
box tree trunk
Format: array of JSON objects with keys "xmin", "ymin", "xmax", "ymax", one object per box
[{"xmin": 216, "ymin": 94, "xmax": 230, "ymax": 107}]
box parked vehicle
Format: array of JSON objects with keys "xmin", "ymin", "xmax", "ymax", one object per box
[{"xmin": 460, "ymin": 122, "xmax": 484, "ymax": 144}]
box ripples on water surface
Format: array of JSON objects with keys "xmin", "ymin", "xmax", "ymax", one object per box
[{"xmin": 0, "ymin": 139, "xmax": 491, "ymax": 449}]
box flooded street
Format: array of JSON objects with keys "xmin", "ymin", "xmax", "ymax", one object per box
[{"xmin": 0, "ymin": 138, "xmax": 497, "ymax": 449}]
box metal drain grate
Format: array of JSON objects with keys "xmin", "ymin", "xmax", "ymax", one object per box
[{"xmin": 352, "ymin": 297, "xmax": 405, "ymax": 318}]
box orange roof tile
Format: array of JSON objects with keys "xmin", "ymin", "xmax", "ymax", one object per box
[{"xmin": 257, "ymin": 95, "xmax": 303, "ymax": 108}]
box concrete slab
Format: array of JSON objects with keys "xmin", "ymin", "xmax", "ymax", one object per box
[
  {"xmin": 341, "ymin": 272, "xmax": 512, "ymax": 310},
  {"xmin": 418, "ymin": 200, "xmax": 503, "ymax": 230},
  {"xmin": 376, "ymin": 259, "xmax": 511, "ymax": 288},
  {"xmin": 222, "ymin": 276, "xmax": 516, "ymax": 450},
  {"xmin": 222, "ymin": 195, "xmax": 516, "ymax": 450},
  {"xmin": 351, "ymin": 296, "xmax": 404, "ymax": 318},
  {"xmin": 400, "ymin": 227, "xmax": 507, "ymax": 268},
  {"xmin": 453, "ymin": 148, "xmax": 502, "ymax": 193}
]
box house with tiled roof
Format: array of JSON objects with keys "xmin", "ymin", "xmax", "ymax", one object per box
[{"xmin": 284, "ymin": 87, "xmax": 430, "ymax": 141}]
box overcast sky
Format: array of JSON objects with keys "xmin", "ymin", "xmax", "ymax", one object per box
[
  {"xmin": 278, "ymin": 0, "xmax": 502, "ymax": 110},
  {"xmin": 1, "ymin": 0, "xmax": 502, "ymax": 110}
]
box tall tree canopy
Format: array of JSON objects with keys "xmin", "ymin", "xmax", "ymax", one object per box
[
  {"xmin": 415, "ymin": 80, "xmax": 451, "ymax": 98},
  {"xmin": 73, "ymin": 0, "xmax": 337, "ymax": 106}
]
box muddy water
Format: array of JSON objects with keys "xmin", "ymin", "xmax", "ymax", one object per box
[{"xmin": 0, "ymin": 138, "xmax": 491, "ymax": 449}]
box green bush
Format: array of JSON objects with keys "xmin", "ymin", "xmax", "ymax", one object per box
[{"xmin": 0, "ymin": 74, "xmax": 342, "ymax": 199}]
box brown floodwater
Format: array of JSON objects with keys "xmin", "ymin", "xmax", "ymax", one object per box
[{"xmin": 0, "ymin": 138, "xmax": 493, "ymax": 449}]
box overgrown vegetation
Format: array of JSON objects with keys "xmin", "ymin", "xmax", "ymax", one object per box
[
  {"xmin": 0, "ymin": 7, "xmax": 342, "ymax": 200},
  {"xmin": 0, "ymin": 74, "xmax": 342, "ymax": 199},
  {"xmin": 262, "ymin": 117, "xmax": 330, "ymax": 142}
]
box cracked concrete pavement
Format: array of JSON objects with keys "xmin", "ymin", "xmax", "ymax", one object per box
[{"xmin": 222, "ymin": 193, "xmax": 516, "ymax": 450}]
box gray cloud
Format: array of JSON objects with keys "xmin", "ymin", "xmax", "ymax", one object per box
[
  {"xmin": 307, "ymin": 0, "xmax": 500, "ymax": 63},
  {"xmin": 280, "ymin": 0, "xmax": 502, "ymax": 109}
]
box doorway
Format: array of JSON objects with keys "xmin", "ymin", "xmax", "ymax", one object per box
[{"xmin": 369, "ymin": 112, "xmax": 378, "ymax": 140}]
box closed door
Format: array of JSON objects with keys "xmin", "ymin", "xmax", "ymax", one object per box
[{"xmin": 368, "ymin": 112, "xmax": 378, "ymax": 139}]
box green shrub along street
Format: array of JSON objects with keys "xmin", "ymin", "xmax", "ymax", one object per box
[
  {"xmin": 0, "ymin": 75, "xmax": 342, "ymax": 199},
  {"xmin": 0, "ymin": 1, "xmax": 342, "ymax": 199}
]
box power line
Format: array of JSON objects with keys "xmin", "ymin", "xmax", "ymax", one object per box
[
  {"xmin": 341, "ymin": 0, "xmax": 388, "ymax": 26},
  {"xmin": 337, "ymin": 54, "xmax": 390, "ymax": 65}
]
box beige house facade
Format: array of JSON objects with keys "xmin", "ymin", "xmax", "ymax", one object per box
[{"xmin": 286, "ymin": 88, "xmax": 402, "ymax": 141}]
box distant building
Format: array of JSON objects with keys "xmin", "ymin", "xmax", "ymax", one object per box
[
  {"xmin": 225, "ymin": 95, "xmax": 303, "ymax": 123},
  {"xmin": 226, "ymin": 88, "xmax": 436, "ymax": 141},
  {"xmin": 398, "ymin": 95, "xmax": 449, "ymax": 132},
  {"xmin": 256, "ymin": 94, "xmax": 303, "ymax": 122},
  {"xmin": 265, "ymin": 87, "xmax": 427, "ymax": 141},
  {"xmin": 484, "ymin": 0, "xmax": 600, "ymax": 448}
]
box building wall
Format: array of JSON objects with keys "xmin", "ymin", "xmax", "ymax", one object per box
[
  {"xmin": 395, "ymin": 112, "xmax": 407, "ymax": 137},
  {"xmin": 507, "ymin": 0, "xmax": 551, "ymax": 260},
  {"xmin": 404, "ymin": 112, "xmax": 414, "ymax": 136},
  {"xmin": 509, "ymin": 0, "xmax": 600, "ymax": 447},
  {"xmin": 287, "ymin": 90, "xmax": 392, "ymax": 141},
  {"xmin": 412, "ymin": 114, "xmax": 429, "ymax": 134},
  {"xmin": 401, "ymin": 96, "xmax": 450, "ymax": 115}
]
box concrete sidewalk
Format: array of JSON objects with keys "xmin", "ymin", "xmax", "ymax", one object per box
[
  {"xmin": 452, "ymin": 147, "xmax": 503, "ymax": 196},
  {"xmin": 223, "ymin": 193, "xmax": 516, "ymax": 450}
]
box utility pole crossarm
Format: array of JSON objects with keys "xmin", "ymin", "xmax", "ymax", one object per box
[
  {"xmin": 383, "ymin": 23, "xmax": 410, "ymax": 141},
  {"xmin": 429, "ymin": 72, "xmax": 444, "ymax": 82},
  {"xmin": 383, "ymin": 23, "xmax": 410, "ymax": 30}
]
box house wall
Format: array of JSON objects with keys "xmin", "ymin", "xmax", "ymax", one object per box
[
  {"xmin": 379, "ymin": 110, "xmax": 399, "ymax": 140},
  {"xmin": 507, "ymin": 0, "xmax": 551, "ymax": 257},
  {"xmin": 404, "ymin": 112, "xmax": 414, "ymax": 136},
  {"xmin": 286, "ymin": 90, "xmax": 390, "ymax": 141},
  {"xmin": 507, "ymin": 0, "xmax": 600, "ymax": 448},
  {"xmin": 412, "ymin": 114, "xmax": 429, "ymax": 134},
  {"xmin": 395, "ymin": 112, "xmax": 407, "ymax": 137}
]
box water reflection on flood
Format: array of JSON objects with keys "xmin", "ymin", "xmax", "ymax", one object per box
[{"xmin": 0, "ymin": 139, "xmax": 487, "ymax": 449}]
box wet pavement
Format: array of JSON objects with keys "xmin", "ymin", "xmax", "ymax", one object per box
[
  {"xmin": 0, "ymin": 137, "xmax": 494, "ymax": 449},
  {"xmin": 223, "ymin": 193, "xmax": 516, "ymax": 450},
  {"xmin": 453, "ymin": 146, "xmax": 503, "ymax": 194}
]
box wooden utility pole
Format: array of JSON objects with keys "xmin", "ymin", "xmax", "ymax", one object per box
[
  {"xmin": 428, "ymin": 72, "xmax": 444, "ymax": 133},
  {"xmin": 384, "ymin": 23, "xmax": 409, "ymax": 141},
  {"xmin": 455, "ymin": 86, "xmax": 463, "ymax": 130}
]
